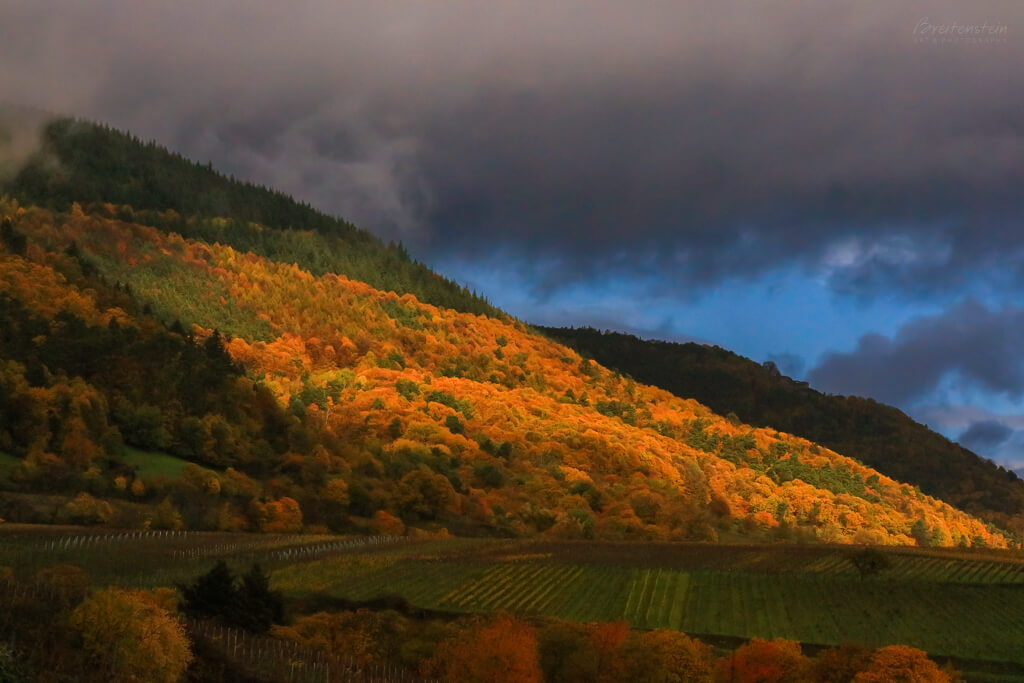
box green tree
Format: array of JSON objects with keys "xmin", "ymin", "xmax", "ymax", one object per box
[
  {"xmin": 445, "ymin": 414, "xmax": 465, "ymax": 435},
  {"xmin": 180, "ymin": 560, "xmax": 238, "ymax": 621},
  {"xmin": 0, "ymin": 217, "xmax": 26, "ymax": 255},
  {"xmin": 236, "ymin": 563, "xmax": 284, "ymax": 633},
  {"xmin": 910, "ymin": 519, "xmax": 932, "ymax": 547},
  {"xmin": 180, "ymin": 561, "xmax": 283, "ymax": 633},
  {"xmin": 474, "ymin": 463, "xmax": 505, "ymax": 488}
]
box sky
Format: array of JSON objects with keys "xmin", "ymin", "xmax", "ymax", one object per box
[{"xmin": 3, "ymin": 1, "xmax": 1024, "ymax": 473}]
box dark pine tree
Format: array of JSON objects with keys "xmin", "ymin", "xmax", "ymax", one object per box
[
  {"xmin": 180, "ymin": 560, "xmax": 239, "ymax": 621},
  {"xmin": 236, "ymin": 563, "xmax": 284, "ymax": 633}
]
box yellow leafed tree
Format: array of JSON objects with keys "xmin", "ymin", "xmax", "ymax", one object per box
[{"xmin": 69, "ymin": 588, "xmax": 192, "ymax": 683}]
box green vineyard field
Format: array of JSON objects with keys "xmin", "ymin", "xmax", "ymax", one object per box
[
  {"xmin": 4, "ymin": 526, "xmax": 1024, "ymax": 671},
  {"xmin": 272, "ymin": 540, "xmax": 1024, "ymax": 666}
]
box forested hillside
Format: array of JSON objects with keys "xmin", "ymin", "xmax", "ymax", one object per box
[
  {"xmin": 542, "ymin": 327, "xmax": 1024, "ymax": 540},
  {"xmin": 0, "ymin": 200, "xmax": 1008, "ymax": 548},
  {"xmin": 1, "ymin": 114, "xmax": 500, "ymax": 317}
]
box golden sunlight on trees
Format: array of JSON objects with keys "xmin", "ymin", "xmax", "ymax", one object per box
[{"xmin": 0, "ymin": 204, "xmax": 1011, "ymax": 547}]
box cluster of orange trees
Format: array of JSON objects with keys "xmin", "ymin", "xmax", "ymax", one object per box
[{"xmin": 0, "ymin": 200, "xmax": 1009, "ymax": 547}]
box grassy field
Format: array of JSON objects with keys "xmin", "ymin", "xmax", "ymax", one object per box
[
  {"xmin": 3, "ymin": 526, "xmax": 1024, "ymax": 677},
  {"xmin": 121, "ymin": 447, "xmax": 192, "ymax": 479}
]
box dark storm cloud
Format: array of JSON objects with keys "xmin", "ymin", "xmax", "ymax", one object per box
[
  {"xmin": 917, "ymin": 404, "xmax": 1024, "ymax": 433},
  {"xmin": 3, "ymin": 1, "xmax": 1024, "ymax": 293},
  {"xmin": 958, "ymin": 420, "xmax": 1024, "ymax": 476},
  {"xmin": 765, "ymin": 353, "xmax": 806, "ymax": 380},
  {"xmin": 808, "ymin": 300, "xmax": 1024, "ymax": 405},
  {"xmin": 914, "ymin": 404, "xmax": 1024, "ymax": 472},
  {"xmin": 958, "ymin": 420, "xmax": 1014, "ymax": 451},
  {"xmin": 962, "ymin": 423, "xmax": 1024, "ymax": 475}
]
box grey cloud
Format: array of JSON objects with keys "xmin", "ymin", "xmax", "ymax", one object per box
[
  {"xmin": 0, "ymin": 105, "xmax": 49, "ymax": 182},
  {"xmin": 808, "ymin": 300, "xmax": 1024, "ymax": 405},
  {"xmin": 4, "ymin": 1, "xmax": 1024, "ymax": 293},
  {"xmin": 958, "ymin": 420, "xmax": 1015, "ymax": 451},
  {"xmin": 911, "ymin": 404, "xmax": 1024, "ymax": 474},
  {"xmin": 528, "ymin": 306, "xmax": 710, "ymax": 347},
  {"xmin": 916, "ymin": 404, "xmax": 1024, "ymax": 433},
  {"xmin": 984, "ymin": 429, "xmax": 1024, "ymax": 476}
]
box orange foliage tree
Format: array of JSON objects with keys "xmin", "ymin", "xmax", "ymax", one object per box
[
  {"xmin": 620, "ymin": 629, "xmax": 715, "ymax": 683},
  {"xmin": 590, "ymin": 620, "xmax": 630, "ymax": 682},
  {"xmin": 430, "ymin": 613, "xmax": 543, "ymax": 683},
  {"xmin": 371, "ymin": 510, "xmax": 406, "ymax": 536},
  {"xmin": 853, "ymin": 645, "xmax": 952, "ymax": 682},
  {"xmin": 719, "ymin": 638, "xmax": 809, "ymax": 683},
  {"xmin": 261, "ymin": 497, "xmax": 303, "ymax": 533}
]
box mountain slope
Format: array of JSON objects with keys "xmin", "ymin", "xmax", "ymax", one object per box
[
  {"xmin": 7, "ymin": 112, "xmax": 1016, "ymax": 539},
  {"xmin": 0, "ymin": 201, "xmax": 1008, "ymax": 547},
  {"xmin": 541, "ymin": 327, "xmax": 1024, "ymax": 539},
  {"xmin": 0, "ymin": 114, "xmax": 500, "ymax": 318}
]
